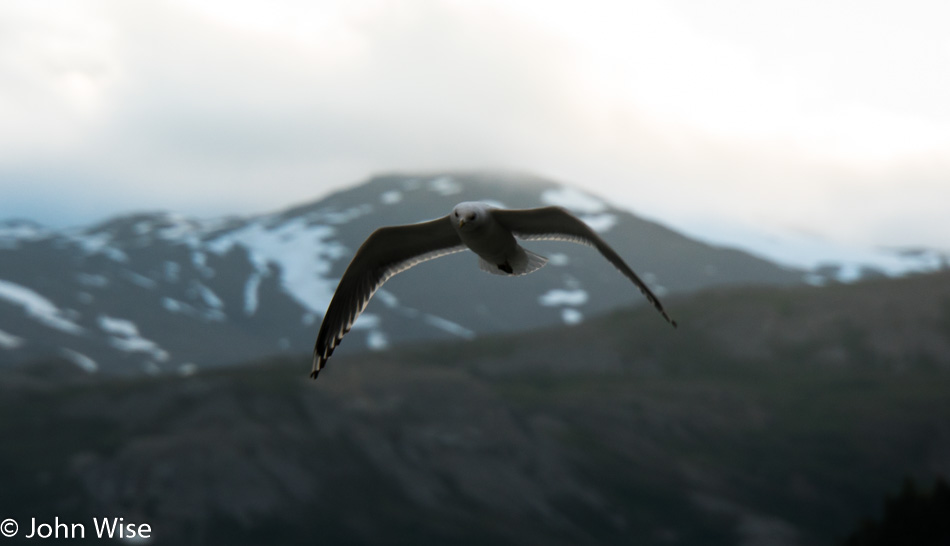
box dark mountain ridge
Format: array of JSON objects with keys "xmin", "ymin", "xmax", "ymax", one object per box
[{"xmin": 3, "ymin": 270, "xmax": 949, "ymax": 545}]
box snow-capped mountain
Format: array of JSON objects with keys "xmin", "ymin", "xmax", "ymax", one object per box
[
  {"xmin": 0, "ymin": 172, "xmax": 804, "ymax": 375},
  {"xmin": 669, "ymin": 218, "xmax": 950, "ymax": 284}
]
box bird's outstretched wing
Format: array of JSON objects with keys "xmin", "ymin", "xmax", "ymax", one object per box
[
  {"xmin": 311, "ymin": 216, "xmax": 464, "ymax": 378},
  {"xmin": 492, "ymin": 206, "xmax": 677, "ymax": 328}
]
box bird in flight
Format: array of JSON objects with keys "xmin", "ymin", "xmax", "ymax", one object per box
[{"xmin": 311, "ymin": 202, "xmax": 676, "ymax": 378}]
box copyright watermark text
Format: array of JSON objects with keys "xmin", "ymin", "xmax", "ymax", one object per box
[{"xmin": 1, "ymin": 517, "xmax": 151, "ymax": 540}]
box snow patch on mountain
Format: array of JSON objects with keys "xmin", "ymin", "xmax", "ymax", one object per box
[
  {"xmin": 192, "ymin": 282, "xmax": 224, "ymax": 310},
  {"xmin": 429, "ymin": 176, "xmax": 462, "ymax": 196},
  {"xmin": 670, "ymin": 216, "xmax": 950, "ymax": 282},
  {"xmin": 98, "ymin": 315, "xmax": 138, "ymax": 337},
  {"xmin": 162, "ymin": 297, "xmax": 224, "ymax": 321},
  {"xmin": 0, "ymin": 279, "xmax": 84, "ymax": 334},
  {"xmin": 541, "ymin": 187, "xmax": 607, "ymax": 214},
  {"xmin": 76, "ymin": 273, "xmax": 109, "ymax": 288},
  {"xmin": 580, "ymin": 213, "xmax": 617, "ymax": 233},
  {"xmin": 374, "ymin": 289, "xmax": 400, "ymax": 308},
  {"xmin": 155, "ymin": 213, "xmax": 202, "ymax": 243},
  {"xmin": 244, "ymin": 273, "xmax": 263, "ymax": 315},
  {"xmin": 0, "ymin": 220, "xmax": 49, "ymax": 248},
  {"xmin": 380, "ymin": 190, "xmax": 403, "ymax": 205},
  {"xmin": 539, "ymin": 289, "xmax": 589, "ymax": 307},
  {"xmin": 561, "ymin": 308, "xmax": 583, "ymax": 325},
  {"xmin": 66, "ymin": 231, "xmax": 128, "ymax": 262},
  {"xmin": 344, "ymin": 313, "xmax": 393, "ymax": 350},
  {"xmin": 351, "ymin": 313, "xmax": 380, "ymax": 330},
  {"xmin": 162, "ymin": 298, "xmax": 184, "ymax": 313},
  {"xmin": 0, "ymin": 328, "xmax": 24, "ymax": 349},
  {"xmin": 366, "ymin": 330, "xmax": 389, "ymax": 350},
  {"xmin": 117, "ymin": 212, "xmax": 220, "ymax": 248},
  {"xmin": 311, "ymin": 204, "xmax": 374, "ymax": 225},
  {"xmin": 60, "ymin": 348, "xmax": 97, "ymax": 372},
  {"xmin": 98, "ymin": 315, "xmax": 170, "ymax": 362},
  {"xmin": 132, "ymin": 220, "xmax": 152, "ymax": 236},
  {"xmin": 364, "ymin": 288, "xmax": 475, "ymax": 341},
  {"xmin": 207, "ymin": 217, "xmax": 348, "ymax": 314},
  {"xmin": 122, "ymin": 270, "xmax": 157, "ymax": 289},
  {"xmin": 548, "ymin": 253, "xmax": 570, "ymax": 266},
  {"xmin": 191, "ymin": 251, "xmax": 215, "ymax": 278},
  {"xmin": 108, "ymin": 335, "xmax": 169, "ymax": 362},
  {"xmin": 164, "ymin": 261, "xmax": 181, "ymax": 283},
  {"xmin": 423, "ymin": 314, "xmax": 476, "ymax": 339},
  {"xmin": 0, "ymin": 220, "xmax": 48, "ymax": 238}
]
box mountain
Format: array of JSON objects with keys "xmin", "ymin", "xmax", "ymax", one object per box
[
  {"xmin": 0, "ymin": 172, "xmax": 803, "ymax": 374},
  {"xmin": 671, "ymin": 217, "xmax": 950, "ymax": 283},
  {"xmin": 2, "ymin": 270, "xmax": 948, "ymax": 545}
]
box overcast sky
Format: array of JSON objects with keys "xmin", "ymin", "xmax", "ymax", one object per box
[{"xmin": 2, "ymin": 0, "xmax": 949, "ymax": 252}]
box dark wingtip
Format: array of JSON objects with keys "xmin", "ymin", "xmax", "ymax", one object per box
[
  {"xmin": 310, "ymin": 370, "xmax": 319, "ymax": 380},
  {"xmin": 659, "ymin": 309, "xmax": 677, "ymax": 329}
]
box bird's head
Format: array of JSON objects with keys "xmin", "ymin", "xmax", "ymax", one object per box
[{"xmin": 452, "ymin": 202, "xmax": 487, "ymax": 230}]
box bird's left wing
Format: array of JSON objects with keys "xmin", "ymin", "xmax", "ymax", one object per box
[
  {"xmin": 311, "ymin": 215, "xmax": 464, "ymax": 378},
  {"xmin": 493, "ymin": 206, "xmax": 677, "ymax": 328}
]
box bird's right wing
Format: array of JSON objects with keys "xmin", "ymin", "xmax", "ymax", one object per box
[
  {"xmin": 311, "ymin": 215, "xmax": 465, "ymax": 378},
  {"xmin": 493, "ymin": 206, "xmax": 677, "ymax": 328}
]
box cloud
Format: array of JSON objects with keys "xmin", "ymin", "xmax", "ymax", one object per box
[
  {"xmin": 0, "ymin": 0, "xmax": 949, "ymax": 252},
  {"xmin": 2, "ymin": 0, "xmax": 600, "ymax": 223}
]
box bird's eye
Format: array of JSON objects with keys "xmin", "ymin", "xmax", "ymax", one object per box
[{"xmin": 454, "ymin": 211, "xmax": 459, "ymax": 217}]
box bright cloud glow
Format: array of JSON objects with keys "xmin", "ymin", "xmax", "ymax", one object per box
[{"xmin": 1, "ymin": 0, "xmax": 949, "ymax": 253}]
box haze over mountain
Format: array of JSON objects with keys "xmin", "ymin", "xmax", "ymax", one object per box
[{"xmin": 1, "ymin": 172, "xmax": 807, "ymax": 374}]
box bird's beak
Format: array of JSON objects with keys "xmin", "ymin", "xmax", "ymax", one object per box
[{"xmin": 458, "ymin": 219, "xmax": 465, "ymax": 228}]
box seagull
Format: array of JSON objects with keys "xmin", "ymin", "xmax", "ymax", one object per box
[{"xmin": 311, "ymin": 202, "xmax": 676, "ymax": 378}]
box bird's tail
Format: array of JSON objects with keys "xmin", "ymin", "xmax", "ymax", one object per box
[
  {"xmin": 519, "ymin": 249, "xmax": 549, "ymax": 275},
  {"xmin": 478, "ymin": 247, "xmax": 548, "ymax": 276}
]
